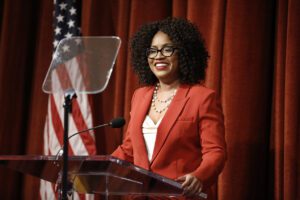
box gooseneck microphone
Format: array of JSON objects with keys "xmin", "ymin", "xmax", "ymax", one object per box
[
  {"xmin": 55, "ymin": 117, "xmax": 125, "ymax": 158},
  {"xmin": 109, "ymin": 117, "xmax": 126, "ymax": 128},
  {"xmin": 67, "ymin": 117, "xmax": 125, "ymax": 140}
]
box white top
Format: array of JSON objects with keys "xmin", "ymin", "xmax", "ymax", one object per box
[{"xmin": 142, "ymin": 115, "xmax": 162, "ymax": 161}]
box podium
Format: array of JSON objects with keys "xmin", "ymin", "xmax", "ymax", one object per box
[{"xmin": 0, "ymin": 155, "xmax": 189, "ymax": 198}]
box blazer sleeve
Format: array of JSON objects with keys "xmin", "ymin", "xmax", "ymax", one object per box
[
  {"xmin": 191, "ymin": 91, "xmax": 227, "ymax": 188},
  {"xmin": 111, "ymin": 91, "xmax": 137, "ymax": 163}
]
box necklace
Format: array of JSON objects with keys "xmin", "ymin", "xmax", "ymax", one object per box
[{"xmin": 151, "ymin": 83, "xmax": 177, "ymax": 114}]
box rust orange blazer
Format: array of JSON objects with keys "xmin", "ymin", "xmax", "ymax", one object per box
[{"xmin": 112, "ymin": 84, "xmax": 226, "ymax": 198}]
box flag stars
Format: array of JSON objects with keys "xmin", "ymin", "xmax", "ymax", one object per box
[
  {"xmin": 54, "ymin": 27, "xmax": 61, "ymax": 35},
  {"xmin": 62, "ymin": 44, "xmax": 70, "ymax": 52},
  {"xmin": 67, "ymin": 20, "xmax": 75, "ymax": 28},
  {"xmin": 65, "ymin": 32, "xmax": 73, "ymax": 38},
  {"xmin": 75, "ymin": 38, "xmax": 82, "ymax": 45},
  {"xmin": 53, "ymin": 40, "xmax": 59, "ymax": 47},
  {"xmin": 59, "ymin": 2, "xmax": 67, "ymax": 10},
  {"xmin": 69, "ymin": 7, "xmax": 77, "ymax": 15},
  {"xmin": 54, "ymin": 1, "xmax": 81, "ymax": 53},
  {"xmin": 57, "ymin": 14, "xmax": 64, "ymax": 22}
]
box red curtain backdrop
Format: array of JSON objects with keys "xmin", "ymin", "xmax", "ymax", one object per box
[{"xmin": 0, "ymin": 0, "xmax": 299, "ymax": 199}]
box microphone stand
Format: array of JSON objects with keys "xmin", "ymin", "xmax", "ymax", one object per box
[
  {"xmin": 61, "ymin": 91, "xmax": 76, "ymax": 200},
  {"xmin": 55, "ymin": 123, "xmax": 109, "ymax": 160},
  {"xmin": 55, "ymin": 117, "xmax": 125, "ymax": 163}
]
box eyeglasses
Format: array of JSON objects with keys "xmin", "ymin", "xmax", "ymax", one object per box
[{"xmin": 146, "ymin": 46, "xmax": 178, "ymax": 59}]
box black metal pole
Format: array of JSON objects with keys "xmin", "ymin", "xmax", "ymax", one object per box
[{"xmin": 61, "ymin": 94, "xmax": 72, "ymax": 200}]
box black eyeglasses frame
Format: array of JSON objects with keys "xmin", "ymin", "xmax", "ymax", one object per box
[{"xmin": 146, "ymin": 46, "xmax": 178, "ymax": 59}]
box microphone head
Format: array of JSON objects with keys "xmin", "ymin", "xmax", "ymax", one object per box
[{"xmin": 110, "ymin": 117, "xmax": 125, "ymax": 128}]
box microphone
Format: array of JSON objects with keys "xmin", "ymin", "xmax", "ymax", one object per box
[
  {"xmin": 55, "ymin": 117, "xmax": 125, "ymax": 158},
  {"xmin": 67, "ymin": 117, "xmax": 125, "ymax": 140},
  {"xmin": 109, "ymin": 117, "xmax": 126, "ymax": 128}
]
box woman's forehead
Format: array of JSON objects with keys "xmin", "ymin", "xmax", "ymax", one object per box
[{"xmin": 151, "ymin": 31, "xmax": 173, "ymax": 46}]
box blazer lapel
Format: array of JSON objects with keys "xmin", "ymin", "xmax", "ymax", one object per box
[
  {"xmin": 150, "ymin": 85, "xmax": 190, "ymax": 165},
  {"xmin": 131, "ymin": 87, "xmax": 154, "ymax": 169}
]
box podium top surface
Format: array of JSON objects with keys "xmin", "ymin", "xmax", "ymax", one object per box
[{"xmin": 0, "ymin": 155, "xmax": 186, "ymax": 197}]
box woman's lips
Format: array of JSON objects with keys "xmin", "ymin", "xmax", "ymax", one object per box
[{"xmin": 155, "ymin": 62, "xmax": 169, "ymax": 70}]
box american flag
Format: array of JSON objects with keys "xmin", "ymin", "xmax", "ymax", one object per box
[{"xmin": 40, "ymin": 0, "xmax": 96, "ymax": 199}]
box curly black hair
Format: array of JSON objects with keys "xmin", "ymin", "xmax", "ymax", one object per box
[{"xmin": 130, "ymin": 17, "xmax": 209, "ymax": 85}]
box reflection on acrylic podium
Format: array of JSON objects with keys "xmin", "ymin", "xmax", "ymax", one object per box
[{"xmin": 0, "ymin": 155, "xmax": 208, "ymax": 199}]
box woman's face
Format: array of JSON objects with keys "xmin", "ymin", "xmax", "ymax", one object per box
[{"xmin": 147, "ymin": 31, "xmax": 179, "ymax": 84}]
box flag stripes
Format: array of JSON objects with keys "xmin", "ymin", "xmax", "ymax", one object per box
[{"xmin": 40, "ymin": 0, "xmax": 96, "ymax": 199}]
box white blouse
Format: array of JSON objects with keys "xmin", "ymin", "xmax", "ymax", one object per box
[{"xmin": 142, "ymin": 115, "xmax": 162, "ymax": 161}]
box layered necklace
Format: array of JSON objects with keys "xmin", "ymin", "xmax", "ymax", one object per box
[{"xmin": 151, "ymin": 83, "xmax": 177, "ymax": 114}]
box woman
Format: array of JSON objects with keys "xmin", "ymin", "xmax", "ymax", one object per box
[{"xmin": 112, "ymin": 17, "xmax": 226, "ymax": 199}]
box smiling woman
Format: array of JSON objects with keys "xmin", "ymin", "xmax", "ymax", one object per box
[
  {"xmin": 130, "ymin": 18, "xmax": 209, "ymax": 86},
  {"xmin": 112, "ymin": 17, "xmax": 227, "ymax": 200},
  {"xmin": 147, "ymin": 31, "xmax": 180, "ymax": 85}
]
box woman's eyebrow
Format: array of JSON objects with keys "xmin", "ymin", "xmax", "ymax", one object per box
[{"xmin": 150, "ymin": 43, "xmax": 174, "ymax": 48}]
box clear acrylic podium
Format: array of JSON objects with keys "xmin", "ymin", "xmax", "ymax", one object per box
[{"xmin": 0, "ymin": 155, "xmax": 198, "ymax": 198}]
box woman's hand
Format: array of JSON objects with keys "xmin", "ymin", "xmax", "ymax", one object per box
[{"xmin": 176, "ymin": 174, "xmax": 203, "ymax": 197}]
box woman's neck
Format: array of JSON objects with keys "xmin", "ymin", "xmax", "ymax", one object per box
[{"xmin": 158, "ymin": 80, "xmax": 180, "ymax": 92}]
